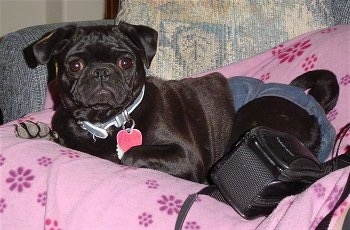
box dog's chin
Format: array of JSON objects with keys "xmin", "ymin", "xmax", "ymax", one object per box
[
  {"xmin": 75, "ymin": 104, "xmax": 122, "ymax": 122},
  {"xmin": 90, "ymin": 103, "xmax": 114, "ymax": 111},
  {"xmin": 70, "ymin": 86, "xmax": 138, "ymax": 122},
  {"xmin": 89, "ymin": 102, "xmax": 125, "ymax": 115},
  {"xmin": 82, "ymin": 90, "xmax": 125, "ymax": 117}
]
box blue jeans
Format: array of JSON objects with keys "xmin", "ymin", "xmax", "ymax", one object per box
[{"xmin": 228, "ymin": 76, "xmax": 335, "ymax": 162}]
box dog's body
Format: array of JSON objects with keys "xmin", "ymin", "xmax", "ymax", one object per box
[
  {"xmin": 53, "ymin": 74, "xmax": 235, "ymax": 182},
  {"xmin": 17, "ymin": 22, "xmax": 339, "ymax": 183}
]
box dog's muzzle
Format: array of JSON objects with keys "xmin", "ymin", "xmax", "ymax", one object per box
[{"xmin": 77, "ymin": 85, "xmax": 145, "ymax": 139}]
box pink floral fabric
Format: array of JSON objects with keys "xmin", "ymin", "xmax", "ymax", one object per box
[
  {"xmin": 200, "ymin": 24, "xmax": 350, "ymax": 159},
  {"xmin": 1, "ymin": 25, "xmax": 349, "ymax": 229}
]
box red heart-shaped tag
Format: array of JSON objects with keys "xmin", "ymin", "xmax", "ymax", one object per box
[{"xmin": 116, "ymin": 129, "xmax": 142, "ymax": 153}]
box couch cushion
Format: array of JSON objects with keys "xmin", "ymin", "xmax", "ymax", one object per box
[{"xmin": 115, "ymin": 0, "xmax": 348, "ymax": 80}]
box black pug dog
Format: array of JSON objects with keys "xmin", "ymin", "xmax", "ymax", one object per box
[{"xmin": 16, "ymin": 22, "xmax": 339, "ymax": 183}]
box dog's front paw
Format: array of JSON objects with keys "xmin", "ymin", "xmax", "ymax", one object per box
[
  {"xmin": 15, "ymin": 120, "xmax": 59, "ymax": 141},
  {"xmin": 121, "ymin": 152, "xmax": 147, "ymax": 168},
  {"xmin": 120, "ymin": 148, "xmax": 155, "ymax": 169}
]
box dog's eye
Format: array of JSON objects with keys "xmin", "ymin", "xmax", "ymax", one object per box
[
  {"xmin": 69, "ymin": 60, "xmax": 83, "ymax": 72},
  {"xmin": 118, "ymin": 57, "xmax": 133, "ymax": 70}
]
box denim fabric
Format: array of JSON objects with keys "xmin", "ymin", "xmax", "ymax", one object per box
[{"xmin": 228, "ymin": 76, "xmax": 335, "ymax": 162}]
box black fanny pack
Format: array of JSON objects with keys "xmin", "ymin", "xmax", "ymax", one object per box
[{"xmin": 175, "ymin": 125, "xmax": 350, "ymax": 229}]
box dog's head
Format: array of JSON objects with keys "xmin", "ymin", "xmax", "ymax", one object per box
[{"xmin": 33, "ymin": 22, "xmax": 158, "ymax": 122}]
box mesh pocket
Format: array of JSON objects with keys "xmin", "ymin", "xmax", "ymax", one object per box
[{"xmin": 212, "ymin": 141, "xmax": 275, "ymax": 212}]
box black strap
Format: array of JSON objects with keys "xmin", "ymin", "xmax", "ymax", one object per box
[
  {"xmin": 315, "ymin": 173, "xmax": 350, "ymax": 230},
  {"xmin": 175, "ymin": 124, "xmax": 350, "ymax": 229},
  {"xmin": 342, "ymin": 209, "xmax": 350, "ymax": 230},
  {"xmin": 175, "ymin": 186, "xmax": 227, "ymax": 230},
  {"xmin": 177, "ymin": 174, "xmax": 350, "ymax": 230},
  {"xmin": 316, "ymin": 124, "xmax": 350, "ymax": 230},
  {"xmin": 175, "ymin": 193, "xmax": 198, "ymax": 230}
]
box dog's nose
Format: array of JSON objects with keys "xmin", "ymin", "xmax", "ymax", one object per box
[{"xmin": 92, "ymin": 67, "xmax": 112, "ymax": 80}]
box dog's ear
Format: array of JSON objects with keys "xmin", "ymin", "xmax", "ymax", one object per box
[
  {"xmin": 33, "ymin": 25, "xmax": 79, "ymax": 64},
  {"xmin": 117, "ymin": 21, "xmax": 158, "ymax": 69}
]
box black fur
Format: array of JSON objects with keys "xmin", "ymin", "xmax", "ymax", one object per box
[{"xmin": 31, "ymin": 22, "xmax": 339, "ymax": 183}]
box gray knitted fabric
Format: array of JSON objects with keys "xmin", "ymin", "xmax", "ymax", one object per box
[{"xmin": 0, "ymin": 20, "xmax": 114, "ymax": 124}]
